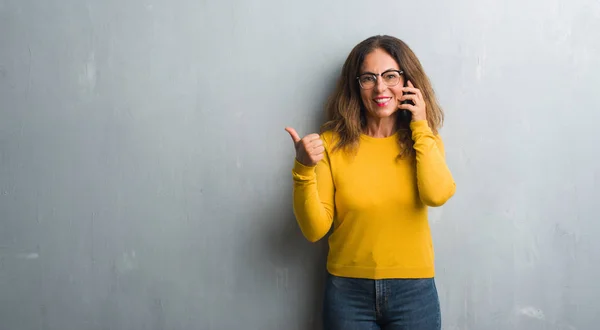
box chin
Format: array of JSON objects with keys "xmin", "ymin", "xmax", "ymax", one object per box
[{"xmin": 371, "ymin": 107, "xmax": 398, "ymax": 119}]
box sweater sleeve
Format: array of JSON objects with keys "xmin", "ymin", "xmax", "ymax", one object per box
[
  {"xmin": 291, "ymin": 136, "xmax": 335, "ymax": 243},
  {"xmin": 410, "ymin": 120, "xmax": 456, "ymax": 206}
]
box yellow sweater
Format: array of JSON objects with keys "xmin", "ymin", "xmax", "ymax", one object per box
[{"xmin": 291, "ymin": 120, "xmax": 456, "ymax": 279}]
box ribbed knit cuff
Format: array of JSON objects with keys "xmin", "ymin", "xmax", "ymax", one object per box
[{"xmin": 292, "ymin": 159, "xmax": 316, "ymax": 178}]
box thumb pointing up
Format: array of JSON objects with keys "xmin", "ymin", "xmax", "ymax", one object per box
[
  {"xmin": 285, "ymin": 127, "xmax": 301, "ymax": 145},
  {"xmin": 284, "ymin": 127, "xmax": 325, "ymax": 167}
]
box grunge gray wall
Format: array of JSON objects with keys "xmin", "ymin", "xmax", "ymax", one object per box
[{"xmin": 1, "ymin": 0, "xmax": 599, "ymax": 329}]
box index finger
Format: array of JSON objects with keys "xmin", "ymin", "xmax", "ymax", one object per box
[
  {"xmin": 303, "ymin": 133, "xmax": 321, "ymax": 142},
  {"xmin": 403, "ymin": 81, "xmax": 424, "ymax": 100}
]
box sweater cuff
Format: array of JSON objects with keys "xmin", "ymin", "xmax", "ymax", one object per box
[
  {"xmin": 409, "ymin": 120, "xmax": 432, "ymax": 133},
  {"xmin": 292, "ymin": 159, "xmax": 317, "ymax": 177},
  {"xmin": 410, "ymin": 120, "xmax": 434, "ymax": 139}
]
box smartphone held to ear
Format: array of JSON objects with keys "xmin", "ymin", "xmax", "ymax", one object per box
[{"xmin": 399, "ymin": 81, "xmax": 414, "ymax": 121}]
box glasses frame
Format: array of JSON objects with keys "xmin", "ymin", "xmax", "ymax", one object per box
[{"xmin": 356, "ymin": 69, "xmax": 404, "ymax": 90}]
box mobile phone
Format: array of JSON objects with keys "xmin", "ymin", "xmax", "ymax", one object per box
[{"xmin": 399, "ymin": 80, "xmax": 413, "ymax": 121}]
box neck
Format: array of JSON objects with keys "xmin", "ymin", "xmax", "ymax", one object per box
[{"xmin": 364, "ymin": 117, "xmax": 396, "ymax": 138}]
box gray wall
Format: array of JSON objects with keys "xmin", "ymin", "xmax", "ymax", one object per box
[{"xmin": 1, "ymin": 0, "xmax": 599, "ymax": 329}]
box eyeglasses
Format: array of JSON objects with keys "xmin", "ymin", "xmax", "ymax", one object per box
[{"xmin": 356, "ymin": 70, "xmax": 404, "ymax": 90}]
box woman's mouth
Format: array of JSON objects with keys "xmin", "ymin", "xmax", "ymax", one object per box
[{"xmin": 374, "ymin": 97, "xmax": 392, "ymax": 107}]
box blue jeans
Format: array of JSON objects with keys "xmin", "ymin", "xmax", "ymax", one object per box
[{"xmin": 322, "ymin": 273, "xmax": 441, "ymax": 330}]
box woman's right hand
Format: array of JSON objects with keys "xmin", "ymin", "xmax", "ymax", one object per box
[{"xmin": 285, "ymin": 127, "xmax": 324, "ymax": 167}]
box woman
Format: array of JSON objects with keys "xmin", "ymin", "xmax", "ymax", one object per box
[{"xmin": 285, "ymin": 35, "xmax": 456, "ymax": 330}]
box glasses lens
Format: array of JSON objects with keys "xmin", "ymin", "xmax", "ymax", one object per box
[
  {"xmin": 358, "ymin": 75, "xmax": 376, "ymax": 89},
  {"xmin": 383, "ymin": 72, "xmax": 400, "ymax": 86}
]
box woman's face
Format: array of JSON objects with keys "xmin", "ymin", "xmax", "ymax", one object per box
[{"xmin": 357, "ymin": 48, "xmax": 405, "ymax": 121}]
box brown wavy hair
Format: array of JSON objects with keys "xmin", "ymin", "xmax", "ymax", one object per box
[{"xmin": 321, "ymin": 35, "xmax": 444, "ymax": 159}]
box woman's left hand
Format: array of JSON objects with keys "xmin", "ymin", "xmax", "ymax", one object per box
[{"xmin": 398, "ymin": 80, "xmax": 427, "ymax": 122}]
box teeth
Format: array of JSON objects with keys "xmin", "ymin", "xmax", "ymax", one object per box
[{"xmin": 375, "ymin": 98, "xmax": 391, "ymax": 103}]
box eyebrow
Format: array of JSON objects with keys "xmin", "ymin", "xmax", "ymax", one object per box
[{"xmin": 359, "ymin": 68, "xmax": 400, "ymax": 75}]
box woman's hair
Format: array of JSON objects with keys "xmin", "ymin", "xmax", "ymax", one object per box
[{"xmin": 321, "ymin": 35, "xmax": 444, "ymax": 159}]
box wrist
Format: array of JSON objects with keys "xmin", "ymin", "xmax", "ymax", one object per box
[{"xmin": 411, "ymin": 115, "xmax": 427, "ymax": 122}]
